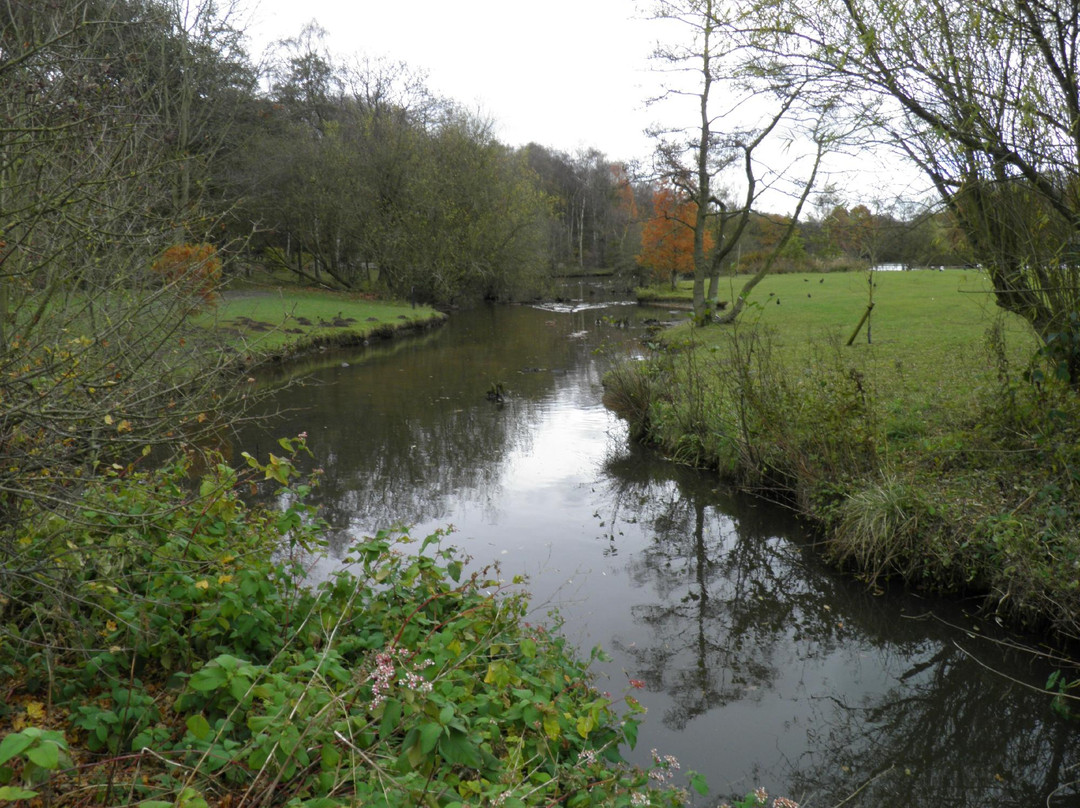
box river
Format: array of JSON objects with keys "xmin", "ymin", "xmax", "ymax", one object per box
[{"xmin": 237, "ymin": 295, "xmax": 1080, "ymax": 807}]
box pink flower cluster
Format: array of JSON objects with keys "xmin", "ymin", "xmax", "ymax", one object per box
[
  {"xmin": 649, "ymin": 748, "xmax": 680, "ymax": 784},
  {"xmin": 577, "ymin": 749, "xmax": 598, "ymax": 766},
  {"xmin": 367, "ymin": 647, "xmax": 434, "ymax": 708}
]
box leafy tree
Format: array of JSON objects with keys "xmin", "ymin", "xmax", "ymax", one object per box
[
  {"xmin": 389, "ymin": 107, "xmax": 548, "ymax": 303},
  {"xmin": 638, "ymin": 186, "xmax": 712, "ymax": 287},
  {"xmin": 523, "ymin": 144, "xmax": 643, "ymax": 274},
  {"xmin": 764, "ymin": 0, "xmax": 1080, "ymax": 380},
  {"xmin": 609, "ymin": 162, "xmax": 643, "ymax": 274},
  {"xmin": 233, "ymin": 33, "xmax": 549, "ymax": 305}
]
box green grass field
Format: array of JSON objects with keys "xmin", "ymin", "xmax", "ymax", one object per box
[
  {"xmin": 195, "ymin": 289, "xmax": 445, "ymax": 358},
  {"xmin": 651, "ymin": 270, "xmax": 1039, "ymax": 446}
]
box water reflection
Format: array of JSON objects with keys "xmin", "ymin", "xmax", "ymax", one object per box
[
  {"xmin": 596, "ymin": 447, "xmax": 1080, "ymax": 805},
  {"xmin": 240, "ymin": 302, "xmax": 654, "ymax": 565},
  {"xmin": 237, "ymin": 302, "xmax": 1080, "ymax": 808}
]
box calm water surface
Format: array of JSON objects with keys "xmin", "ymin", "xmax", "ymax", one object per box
[{"xmin": 238, "ymin": 299, "xmax": 1080, "ymax": 807}]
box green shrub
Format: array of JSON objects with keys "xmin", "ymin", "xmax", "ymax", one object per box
[{"xmin": 0, "ymin": 440, "xmax": 704, "ymax": 807}]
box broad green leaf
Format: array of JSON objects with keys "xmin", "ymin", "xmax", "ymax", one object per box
[
  {"xmin": 418, "ymin": 721, "xmax": 442, "ymax": 755},
  {"xmin": 188, "ymin": 665, "xmax": 229, "ymax": 692},
  {"xmin": 25, "ymin": 742, "xmax": 58, "ymax": 769},
  {"xmin": 176, "ymin": 786, "xmax": 210, "ymax": 808},
  {"xmin": 575, "ymin": 714, "xmax": 594, "ymax": 739},
  {"xmin": 379, "ymin": 699, "xmax": 402, "ymax": 740},
  {"xmin": 437, "ymin": 728, "xmax": 481, "ymax": 767},
  {"xmin": 542, "ymin": 713, "xmax": 561, "ymax": 740},
  {"xmin": 0, "ymin": 787, "xmax": 39, "ymax": 801},
  {"xmin": 186, "ymin": 714, "xmax": 212, "ymax": 741},
  {"xmin": 690, "ymin": 770, "xmax": 709, "ymax": 796},
  {"xmin": 320, "ymin": 743, "xmax": 341, "ymax": 770},
  {"xmin": 228, "ymin": 675, "xmax": 252, "ymax": 702},
  {"xmin": 0, "ymin": 734, "xmax": 34, "ymax": 766},
  {"xmin": 246, "ymin": 716, "xmax": 275, "ymax": 733}
]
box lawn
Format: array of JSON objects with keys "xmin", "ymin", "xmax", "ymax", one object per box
[
  {"xmin": 651, "ymin": 269, "xmax": 1039, "ymax": 448},
  {"xmin": 195, "ymin": 288, "xmax": 445, "ymax": 358}
]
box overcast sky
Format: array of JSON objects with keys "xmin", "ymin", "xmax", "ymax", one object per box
[
  {"xmin": 236, "ymin": 0, "xmax": 929, "ymax": 212},
  {"xmin": 241, "ymin": 0, "xmax": 668, "ymax": 163}
]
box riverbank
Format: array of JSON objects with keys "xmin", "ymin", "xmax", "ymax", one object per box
[
  {"xmin": 195, "ymin": 288, "xmax": 446, "ymax": 364},
  {"xmin": 0, "ymin": 444, "xmax": 708, "ymax": 808},
  {"xmin": 608, "ymin": 270, "xmax": 1080, "ymax": 643}
]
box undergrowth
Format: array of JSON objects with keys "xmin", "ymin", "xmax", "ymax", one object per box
[{"xmin": 0, "ymin": 439, "xmax": 707, "ymax": 807}]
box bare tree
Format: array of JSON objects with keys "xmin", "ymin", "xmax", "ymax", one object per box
[
  {"xmin": 646, "ymin": 0, "xmax": 833, "ymax": 324},
  {"xmin": 761, "ymin": 0, "xmax": 1080, "ymax": 380},
  {"xmin": 0, "ymin": 0, "xmax": 253, "ymax": 532}
]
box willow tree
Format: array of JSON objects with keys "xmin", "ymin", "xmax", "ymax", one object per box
[
  {"xmin": 647, "ymin": 0, "xmax": 831, "ymax": 325},
  {"xmin": 762, "ymin": 0, "xmax": 1080, "ymax": 381}
]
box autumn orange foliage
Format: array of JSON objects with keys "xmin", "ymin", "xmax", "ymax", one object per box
[
  {"xmin": 152, "ymin": 243, "xmax": 222, "ymax": 305},
  {"xmin": 637, "ymin": 187, "xmax": 712, "ymax": 286}
]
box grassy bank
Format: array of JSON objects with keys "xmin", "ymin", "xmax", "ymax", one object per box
[
  {"xmin": 195, "ymin": 289, "xmax": 445, "ymax": 362},
  {"xmin": 608, "ymin": 270, "xmax": 1080, "ymax": 642}
]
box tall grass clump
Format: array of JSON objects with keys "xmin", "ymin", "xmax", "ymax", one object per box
[
  {"xmin": 0, "ymin": 439, "xmax": 705, "ymax": 807},
  {"xmin": 829, "ymin": 473, "xmax": 954, "ymax": 587},
  {"xmin": 607, "ymin": 289, "xmax": 1080, "ymax": 639},
  {"xmin": 604, "ymin": 323, "xmax": 882, "ymax": 511}
]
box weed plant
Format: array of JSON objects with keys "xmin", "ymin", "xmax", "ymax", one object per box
[{"xmin": 0, "ymin": 440, "xmax": 706, "ymax": 807}]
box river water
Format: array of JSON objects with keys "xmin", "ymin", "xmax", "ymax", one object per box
[{"xmin": 237, "ymin": 297, "xmax": 1080, "ymax": 807}]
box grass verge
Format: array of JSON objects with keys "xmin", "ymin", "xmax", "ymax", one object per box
[
  {"xmin": 608, "ymin": 270, "xmax": 1080, "ymax": 642},
  {"xmin": 195, "ymin": 289, "xmax": 446, "ymax": 363}
]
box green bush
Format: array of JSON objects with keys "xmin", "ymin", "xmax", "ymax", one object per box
[{"xmin": 0, "ymin": 440, "xmax": 704, "ymax": 807}]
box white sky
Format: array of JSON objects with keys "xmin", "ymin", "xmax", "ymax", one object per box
[
  {"xmin": 241, "ymin": 0, "xmax": 667, "ymax": 163},
  {"xmin": 237, "ymin": 0, "xmax": 929, "ymax": 212}
]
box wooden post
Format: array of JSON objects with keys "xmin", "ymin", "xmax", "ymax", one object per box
[{"xmin": 846, "ymin": 302, "xmax": 875, "ymax": 346}]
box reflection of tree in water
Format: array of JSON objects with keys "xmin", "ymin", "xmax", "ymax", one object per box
[
  {"xmin": 238, "ymin": 303, "xmax": 645, "ymax": 557},
  {"xmin": 246, "ymin": 360, "xmax": 545, "ymax": 554},
  {"xmin": 600, "ymin": 443, "xmax": 1080, "ymax": 807},
  {"xmin": 789, "ymin": 639, "xmax": 1080, "ymax": 807},
  {"xmin": 602, "ymin": 445, "xmax": 849, "ymax": 730}
]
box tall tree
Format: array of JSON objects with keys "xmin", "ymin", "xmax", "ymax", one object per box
[
  {"xmin": 234, "ymin": 36, "xmax": 549, "ymax": 304},
  {"xmin": 638, "ymin": 185, "xmax": 711, "ymax": 287},
  {"xmin": 765, "ymin": 0, "xmax": 1080, "ymax": 380},
  {"xmin": 648, "ymin": 0, "xmax": 829, "ymax": 324}
]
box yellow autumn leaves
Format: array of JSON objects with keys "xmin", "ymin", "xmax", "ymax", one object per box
[{"xmin": 102, "ymin": 414, "xmax": 132, "ymax": 433}]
